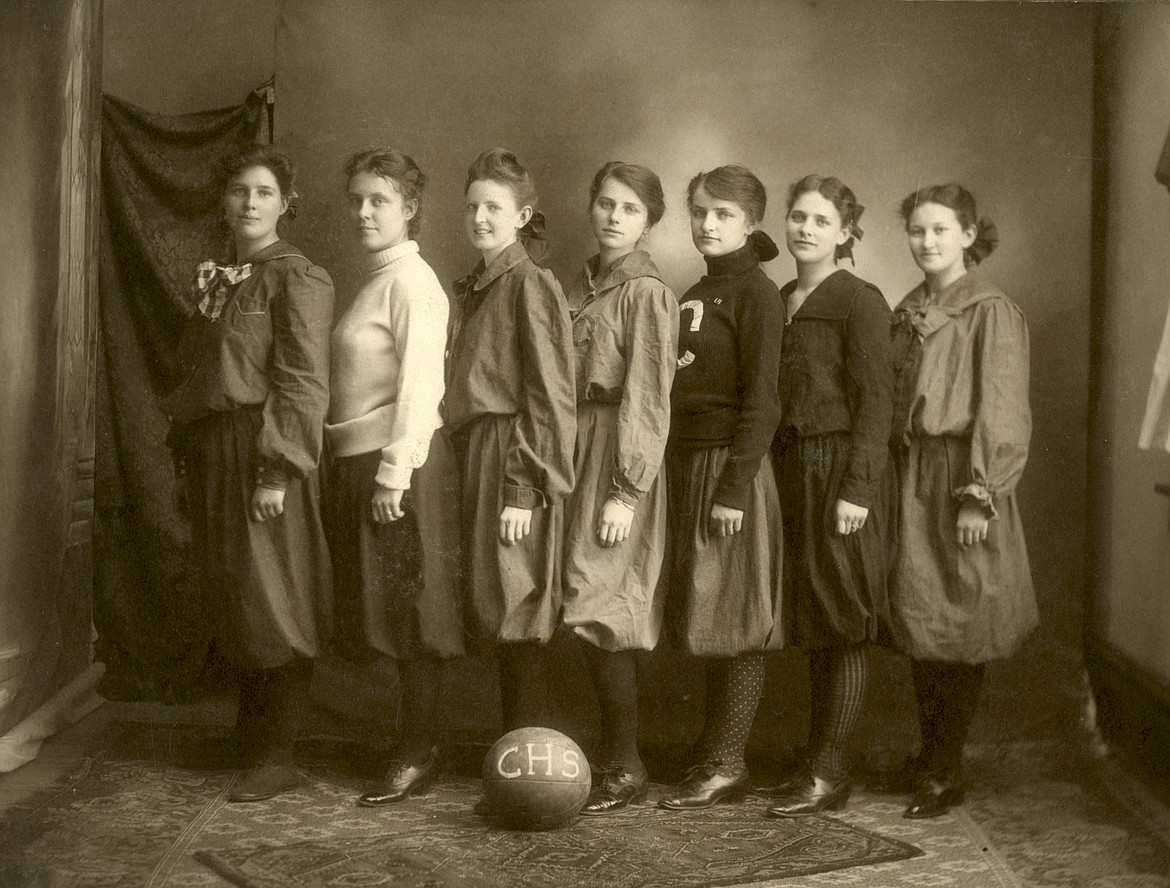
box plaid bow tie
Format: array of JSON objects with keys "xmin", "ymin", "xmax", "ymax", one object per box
[{"xmin": 193, "ymin": 260, "xmax": 253, "ymax": 320}]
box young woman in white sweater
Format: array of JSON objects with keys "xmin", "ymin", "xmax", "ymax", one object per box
[{"xmin": 324, "ymin": 147, "xmax": 464, "ymax": 806}]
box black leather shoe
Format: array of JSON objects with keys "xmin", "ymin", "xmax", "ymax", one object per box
[
  {"xmin": 767, "ymin": 773, "xmax": 851, "ymax": 817},
  {"xmin": 580, "ymin": 765, "xmax": 649, "ymax": 815},
  {"xmin": 229, "ymin": 761, "xmax": 303, "ymax": 802},
  {"xmin": 357, "ymin": 748, "xmax": 439, "ymax": 806},
  {"xmin": 904, "ymin": 773, "xmax": 965, "ymax": 819},
  {"xmin": 658, "ymin": 763, "xmax": 750, "ymax": 810}
]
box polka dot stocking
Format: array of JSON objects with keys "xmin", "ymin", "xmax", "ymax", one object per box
[{"xmin": 707, "ymin": 653, "xmax": 765, "ymax": 775}]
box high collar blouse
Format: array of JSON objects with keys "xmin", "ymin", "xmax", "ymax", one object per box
[{"xmin": 670, "ymin": 240, "xmax": 785, "ymax": 511}]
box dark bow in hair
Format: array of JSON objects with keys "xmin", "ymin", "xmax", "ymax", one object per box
[
  {"xmin": 836, "ymin": 203, "xmax": 865, "ymax": 266},
  {"xmin": 519, "ymin": 210, "xmax": 550, "ymax": 265},
  {"xmin": 749, "ymin": 229, "xmax": 780, "ymax": 262}
]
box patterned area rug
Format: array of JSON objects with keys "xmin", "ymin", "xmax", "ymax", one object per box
[
  {"xmin": 192, "ymin": 784, "xmax": 921, "ymax": 888},
  {"xmin": 0, "ymin": 720, "xmax": 921, "ymax": 888},
  {"xmin": 2, "ymin": 721, "xmax": 1169, "ymax": 888}
]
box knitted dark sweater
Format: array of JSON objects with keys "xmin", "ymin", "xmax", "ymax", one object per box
[{"xmin": 669, "ymin": 241, "xmax": 784, "ymax": 510}]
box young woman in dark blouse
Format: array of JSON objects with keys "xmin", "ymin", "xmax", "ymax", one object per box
[
  {"xmin": 561, "ymin": 162, "xmax": 678, "ymax": 814},
  {"xmin": 164, "ymin": 145, "xmax": 334, "ymax": 802},
  {"xmin": 444, "ymin": 148, "xmax": 576, "ymax": 742},
  {"xmin": 658, "ymin": 165, "xmax": 785, "ymax": 811},
  {"xmin": 766, "ymin": 175, "xmax": 894, "ymax": 817}
]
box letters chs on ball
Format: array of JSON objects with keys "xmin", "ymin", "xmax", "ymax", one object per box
[{"xmin": 495, "ymin": 743, "xmax": 582, "ymax": 779}]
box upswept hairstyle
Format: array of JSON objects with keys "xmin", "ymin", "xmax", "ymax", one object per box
[
  {"xmin": 345, "ymin": 148, "xmax": 427, "ymax": 238},
  {"xmin": 787, "ymin": 174, "xmax": 864, "ymax": 264},
  {"xmin": 686, "ymin": 164, "xmax": 767, "ymax": 224},
  {"xmin": 464, "ymin": 147, "xmax": 537, "ymax": 209},
  {"xmin": 589, "ymin": 161, "xmax": 666, "ymax": 227},
  {"xmin": 898, "ymin": 183, "xmax": 998, "ymax": 266}
]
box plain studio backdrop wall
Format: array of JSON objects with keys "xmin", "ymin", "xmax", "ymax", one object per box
[
  {"xmin": 100, "ymin": 0, "xmax": 1096, "ymax": 744},
  {"xmin": 277, "ymin": 0, "xmax": 1093, "ymax": 659}
]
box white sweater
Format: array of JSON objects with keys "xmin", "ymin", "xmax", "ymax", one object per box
[{"xmin": 325, "ymin": 240, "xmax": 448, "ymax": 489}]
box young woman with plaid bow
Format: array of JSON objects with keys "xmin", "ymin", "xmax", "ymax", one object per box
[{"xmin": 163, "ymin": 144, "xmax": 334, "ymax": 803}]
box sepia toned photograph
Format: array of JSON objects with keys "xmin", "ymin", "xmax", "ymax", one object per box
[{"xmin": 1, "ymin": 0, "xmax": 1169, "ymax": 885}]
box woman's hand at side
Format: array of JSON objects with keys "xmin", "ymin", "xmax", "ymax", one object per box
[
  {"xmin": 834, "ymin": 499, "xmax": 869, "ymax": 535},
  {"xmin": 956, "ymin": 499, "xmax": 990, "ymax": 547},
  {"xmin": 710, "ymin": 503, "xmax": 744, "ymax": 537},
  {"xmin": 500, "ymin": 506, "xmax": 533, "ymax": 545},
  {"xmin": 251, "ymin": 486, "xmax": 286, "ymax": 521},
  {"xmin": 597, "ymin": 497, "xmax": 635, "ymax": 547},
  {"xmin": 371, "ymin": 486, "xmax": 406, "ymax": 524}
]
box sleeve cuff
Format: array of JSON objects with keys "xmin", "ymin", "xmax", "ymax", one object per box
[
  {"xmin": 375, "ymin": 461, "xmax": 413, "ymax": 490},
  {"xmin": 256, "ymin": 458, "xmax": 289, "ymax": 491},
  {"xmin": 609, "ymin": 473, "xmax": 641, "ymax": 507},
  {"xmin": 838, "ymin": 478, "xmax": 873, "ymax": 510},
  {"xmin": 954, "ymin": 483, "xmax": 997, "ymax": 518},
  {"xmin": 712, "ymin": 484, "xmax": 748, "ymax": 513},
  {"xmin": 504, "ymin": 483, "xmax": 548, "ymax": 510}
]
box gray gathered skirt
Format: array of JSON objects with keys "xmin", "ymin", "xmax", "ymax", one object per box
[
  {"xmin": 665, "ymin": 443, "xmax": 784, "ymax": 657},
  {"xmin": 453, "ymin": 414, "xmax": 563, "ymax": 645},
  {"xmin": 562, "ymin": 402, "xmax": 668, "ymax": 652}
]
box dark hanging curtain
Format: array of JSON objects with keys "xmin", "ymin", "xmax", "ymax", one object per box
[{"xmin": 95, "ymin": 90, "xmax": 269, "ymax": 701}]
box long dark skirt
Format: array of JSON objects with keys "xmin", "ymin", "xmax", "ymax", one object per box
[
  {"xmin": 665, "ymin": 443, "xmax": 784, "ymax": 657},
  {"xmin": 180, "ymin": 405, "xmax": 331, "ymax": 669},
  {"xmin": 562, "ymin": 403, "xmax": 668, "ymax": 652},
  {"xmin": 452, "ymin": 414, "xmax": 562, "ymax": 644},
  {"xmin": 773, "ymin": 430, "xmax": 894, "ymax": 648},
  {"xmin": 323, "ymin": 429, "xmax": 466, "ymax": 660}
]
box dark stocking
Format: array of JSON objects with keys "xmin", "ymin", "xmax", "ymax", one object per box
[
  {"xmin": 707, "ymin": 653, "xmax": 766, "ymax": 774},
  {"xmin": 585, "ymin": 646, "xmax": 642, "ymax": 772},
  {"xmin": 691, "ymin": 658, "xmax": 729, "ymax": 764},
  {"xmin": 251, "ymin": 657, "xmax": 313, "ymax": 765},
  {"xmin": 497, "ymin": 642, "xmax": 548, "ymax": 731},
  {"xmin": 808, "ymin": 644, "xmax": 869, "ymax": 781},
  {"xmin": 807, "ymin": 649, "xmax": 832, "ymax": 758},
  {"xmin": 394, "ymin": 657, "xmax": 444, "ymax": 763},
  {"xmin": 234, "ymin": 668, "xmax": 266, "ymax": 761},
  {"xmin": 912, "ymin": 659, "xmax": 986, "ymax": 776}
]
